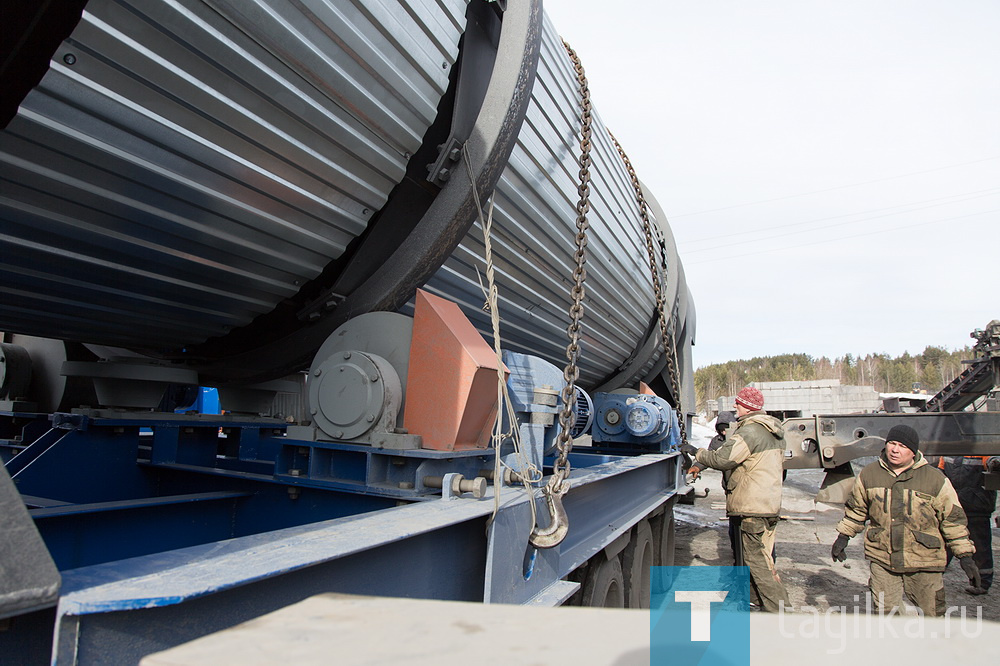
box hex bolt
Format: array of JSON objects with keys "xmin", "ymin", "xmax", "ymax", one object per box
[
  {"xmin": 313, "ymin": 368, "xmax": 322, "ymax": 376},
  {"xmin": 822, "ymin": 446, "xmax": 835, "ymax": 459},
  {"xmin": 289, "ymin": 469, "xmax": 302, "ymax": 476},
  {"xmin": 287, "ymin": 486, "xmax": 300, "ymax": 500},
  {"xmin": 366, "ymin": 414, "xmax": 375, "ymax": 422},
  {"xmin": 343, "ymin": 351, "xmax": 352, "ymax": 359},
  {"xmin": 461, "ymin": 476, "xmax": 488, "ymax": 498},
  {"xmin": 503, "ymin": 469, "xmax": 525, "ymax": 485},
  {"xmin": 423, "ymin": 474, "xmax": 487, "ymax": 498}
]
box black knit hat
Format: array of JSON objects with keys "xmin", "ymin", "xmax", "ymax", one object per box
[{"xmin": 885, "ymin": 424, "xmax": 919, "ymax": 453}]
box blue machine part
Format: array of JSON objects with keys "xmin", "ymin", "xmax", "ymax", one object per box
[
  {"xmin": 500, "ymin": 351, "xmax": 594, "ymax": 462},
  {"xmin": 501, "ymin": 351, "xmax": 564, "ymax": 466},
  {"xmin": 591, "ymin": 392, "xmax": 679, "ymax": 448},
  {"xmin": 181, "ymin": 387, "xmax": 221, "ymax": 415}
]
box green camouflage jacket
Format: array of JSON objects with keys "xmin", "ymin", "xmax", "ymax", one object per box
[
  {"xmin": 695, "ymin": 412, "xmax": 785, "ymax": 517},
  {"xmin": 836, "ymin": 452, "xmax": 975, "ymax": 572}
]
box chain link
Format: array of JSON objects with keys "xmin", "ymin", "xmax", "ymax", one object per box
[
  {"xmin": 608, "ymin": 133, "xmax": 688, "ymax": 447},
  {"xmin": 552, "ymin": 38, "xmax": 594, "ymax": 483},
  {"xmin": 529, "ymin": 39, "xmax": 593, "ymax": 549}
]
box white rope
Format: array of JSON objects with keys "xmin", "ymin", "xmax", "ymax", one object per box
[{"xmin": 462, "ymin": 147, "xmax": 542, "ymax": 532}]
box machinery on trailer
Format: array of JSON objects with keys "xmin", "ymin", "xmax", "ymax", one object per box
[{"xmin": 0, "ymin": 1, "xmax": 696, "ymax": 663}]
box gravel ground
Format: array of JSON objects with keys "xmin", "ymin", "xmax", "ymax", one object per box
[{"xmin": 674, "ymin": 467, "xmax": 1000, "ymax": 620}]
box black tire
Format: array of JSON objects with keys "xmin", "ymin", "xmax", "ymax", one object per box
[
  {"xmin": 653, "ymin": 505, "xmax": 677, "ymax": 594},
  {"xmin": 622, "ymin": 520, "xmax": 654, "ymax": 608},
  {"xmin": 657, "ymin": 507, "xmax": 676, "ymax": 567},
  {"xmin": 581, "ymin": 553, "xmax": 625, "ymax": 608}
]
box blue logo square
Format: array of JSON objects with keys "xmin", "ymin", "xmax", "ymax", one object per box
[{"xmin": 650, "ymin": 566, "xmax": 753, "ymax": 665}]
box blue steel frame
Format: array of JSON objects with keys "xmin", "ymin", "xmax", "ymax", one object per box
[
  {"xmin": 34, "ymin": 452, "xmax": 680, "ymax": 664},
  {"xmin": 3, "ymin": 409, "xmax": 683, "ymax": 664}
]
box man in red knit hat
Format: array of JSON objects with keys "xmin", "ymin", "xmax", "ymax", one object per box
[{"xmin": 682, "ymin": 386, "xmax": 790, "ymax": 611}]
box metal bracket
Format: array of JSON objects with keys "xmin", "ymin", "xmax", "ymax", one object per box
[{"xmin": 52, "ymin": 412, "xmax": 88, "ymax": 431}]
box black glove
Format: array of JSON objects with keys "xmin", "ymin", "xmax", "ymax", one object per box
[
  {"xmin": 680, "ymin": 443, "xmax": 698, "ymax": 457},
  {"xmin": 831, "ymin": 534, "xmax": 849, "ymax": 562},
  {"xmin": 959, "ymin": 556, "xmax": 982, "ymax": 589}
]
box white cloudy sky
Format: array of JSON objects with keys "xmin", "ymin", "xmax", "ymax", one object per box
[{"xmin": 540, "ymin": 0, "xmax": 1000, "ymax": 368}]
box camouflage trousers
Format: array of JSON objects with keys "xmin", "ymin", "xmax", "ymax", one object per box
[
  {"xmin": 736, "ymin": 515, "xmax": 790, "ymax": 612},
  {"xmin": 869, "ymin": 560, "xmax": 945, "ymax": 616}
]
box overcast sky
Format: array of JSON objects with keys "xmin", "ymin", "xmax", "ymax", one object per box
[{"xmin": 541, "ymin": 0, "xmax": 1000, "ymax": 368}]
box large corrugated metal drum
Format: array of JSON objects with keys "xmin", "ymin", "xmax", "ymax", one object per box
[{"xmin": 0, "ymin": 0, "xmax": 693, "ymax": 402}]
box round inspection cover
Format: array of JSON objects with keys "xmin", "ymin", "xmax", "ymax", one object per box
[
  {"xmin": 311, "ymin": 352, "xmax": 387, "ymax": 440},
  {"xmin": 312, "ymin": 312, "xmax": 413, "ymax": 425}
]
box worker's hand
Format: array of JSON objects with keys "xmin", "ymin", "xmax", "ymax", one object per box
[
  {"xmin": 680, "ymin": 443, "xmax": 698, "ymax": 457},
  {"xmin": 688, "ymin": 465, "xmax": 702, "ymax": 480},
  {"xmin": 959, "ymin": 556, "xmax": 983, "ymax": 591},
  {"xmin": 831, "ymin": 534, "xmax": 850, "ymax": 562}
]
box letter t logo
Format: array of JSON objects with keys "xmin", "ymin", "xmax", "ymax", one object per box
[{"xmin": 674, "ymin": 591, "xmax": 729, "ymax": 641}]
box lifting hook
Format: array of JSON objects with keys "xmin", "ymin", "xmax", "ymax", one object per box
[{"xmin": 529, "ymin": 474, "xmax": 570, "ymax": 549}]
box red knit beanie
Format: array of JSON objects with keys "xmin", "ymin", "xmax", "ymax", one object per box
[{"xmin": 735, "ymin": 386, "xmax": 764, "ymax": 411}]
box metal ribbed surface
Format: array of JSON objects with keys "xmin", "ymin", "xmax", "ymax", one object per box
[
  {"xmin": 423, "ymin": 13, "xmax": 679, "ymax": 387},
  {"xmin": 0, "ymin": 0, "xmax": 467, "ymax": 349}
]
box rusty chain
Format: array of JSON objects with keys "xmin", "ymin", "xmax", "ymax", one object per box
[
  {"xmin": 608, "ymin": 133, "xmax": 688, "ymax": 447},
  {"xmin": 530, "ymin": 39, "xmax": 592, "ymax": 549}
]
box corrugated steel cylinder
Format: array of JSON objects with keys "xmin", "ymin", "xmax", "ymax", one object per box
[{"xmin": 0, "ymin": 0, "xmax": 692, "ymax": 395}]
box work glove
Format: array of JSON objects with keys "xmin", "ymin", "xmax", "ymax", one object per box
[
  {"xmin": 831, "ymin": 534, "xmax": 850, "ymax": 562},
  {"xmin": 959, "ymin": 556, "xmax": 983, "ymax": 591},
  {"xmin": 680, "ymin": 443, "xmax": 698, "ymax": 457}
]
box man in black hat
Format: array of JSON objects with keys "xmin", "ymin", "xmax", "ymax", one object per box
[{"xmin": 830, "ymin": 424, "xmax": 981, "ymax": 615}]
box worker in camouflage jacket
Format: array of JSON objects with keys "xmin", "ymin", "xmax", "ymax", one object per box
[
  {"xmin": 682, "ymin": 387, "xmax": 790, "ymax": 612},
  {"xmin": 831, "ymin": 424, "xmax": 981, "ymax": 616},
  {"xmin": 933, "ymin": 455, "xmax": 997, "ymax": 594}
]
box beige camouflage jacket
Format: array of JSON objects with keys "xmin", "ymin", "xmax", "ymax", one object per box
[
  {"xmin": 836, "ymin": 453, "xmax": 975, "ymax": 572},
  {"xmin": 695, "ymin": 412, "xmax": 785, "ymax": 517}
]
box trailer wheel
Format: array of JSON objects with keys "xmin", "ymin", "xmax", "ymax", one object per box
[
  {"xmin": 658, "ymin": 509, "xmax": 676, "ymax": 567},
  {"xmin": 652, "ymin": 504, "xmax": 677, "ymax": 594},
  {"xmin": 581, "ymin": 554, "xmax": 625, "ymax": 608},
  {"xmin": 622, "ymin": 520, "xmax": 654, "ymax": 608}
]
